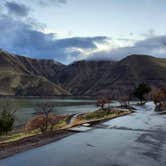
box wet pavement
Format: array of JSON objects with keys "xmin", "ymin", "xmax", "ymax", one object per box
[{"xmin": 1, "ymin": 102, "xmax": 166, "ymax": 166}]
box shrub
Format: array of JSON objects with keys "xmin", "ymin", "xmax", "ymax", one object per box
[{"xmin": 0, "ymin": 100, "xmax": 16, "ymax": 135}]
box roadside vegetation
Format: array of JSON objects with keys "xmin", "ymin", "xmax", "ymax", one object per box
[
  {"xmin": 0, "ymin": 102, "xmax": 69, "ymax": 143},
  {"xmin": 0, "ymin": 100, "xmax": 16, "ymax": 136},
  {"xmin": 133, "ymin": 83, "xmax": 151, "ymax": 105},
  {"xmin": 0, "ymin": 98, "xmax": 133, "ymax": 144},
  {"xmin": 151, "ymin": 88, "xmax": 166, "ymax": 112},
  {"xmin": 77, "ymin": 109, "xmax": 133, "ymax": 124}
]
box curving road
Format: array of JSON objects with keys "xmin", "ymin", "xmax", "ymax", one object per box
[{"xmin": 1, "ymin": 102, "xmax": 166, "ymax": 166}]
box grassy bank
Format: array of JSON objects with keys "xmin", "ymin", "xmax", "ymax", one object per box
[
  {"xmin": 71, "ymin": 108, "xmax": 134, "ymax": 126},
  {"xmin": 0, "ymin": 108, "xmax": 133, "ymax": 159},
  {"xmin": 0, "ymin": 108, "xmax": 133, "ymax": 144},
  {"xmin": 0, "ymin": 116, "xmax": 69, "ymax": 144}
]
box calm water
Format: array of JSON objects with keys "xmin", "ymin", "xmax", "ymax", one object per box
[{"xmin": 0, "ymin": 97, "xmax": 99, "ymax": 127}]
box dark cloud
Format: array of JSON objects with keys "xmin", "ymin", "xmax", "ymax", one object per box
[
  {"xmin": 5, "ymin": 1, "xmax": 30, "ymax": 17},
  {"xmin": 88, "ymin": 35, "xmax": 166, "ymax": 61},
  {"xmin": 0, "ymin": 14, "xmax": 107, "ymax": 64}
]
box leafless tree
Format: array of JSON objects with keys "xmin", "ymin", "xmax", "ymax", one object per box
[
  {"xmin": 35, "ymin": 102, "xmax": 55, "ymax": 132},
  {"xmin": 96, "ymin": 98, "xmax": 111, "ymax": 111},
  {"xmin": 152, "ymin": 88, "xmax": 166, "ymax": 105}
]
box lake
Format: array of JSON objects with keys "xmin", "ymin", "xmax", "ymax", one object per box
[{"xmin": 0, "ymin": 97, "xmax": 99, "ymax": 127}]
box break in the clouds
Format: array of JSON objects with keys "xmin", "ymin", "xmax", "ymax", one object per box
[
  {"xmin": 88, "ymin": 35, "xmax": 166, "ymax": 61},
  {"xmin": 5, "ymin": 1, "xmax": 30, "ymax": 17}
]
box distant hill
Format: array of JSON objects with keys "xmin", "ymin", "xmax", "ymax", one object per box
[
  {"xmin": 0, "ymin": 50, "xmax": 70, "ymax": 96},
  {"xmin": 0, "ymin": 49, "xmax": 166, "ymax": 98},
  {"xmin": 54, "ymin": 60, "xmax": 115, "ymax": 95},
  {"xmin": 54, "ymin": 55, "xmax": 166, "ymax": 98}
]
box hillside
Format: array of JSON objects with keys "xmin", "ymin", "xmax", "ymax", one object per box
[
  {"xmin": 0, "ymin": 50, "xmax": 70, "ymax": 96},
  {"xmin": 55, "ymin": 55, "xmax": 166, "ymax": 98},
  {"xmin": 0, "ymin": 49, "xmax": 166, "ymax": 98},
  {"xmin": 54, "ymin": 60, "xmax": 115, "ymax": 95}
]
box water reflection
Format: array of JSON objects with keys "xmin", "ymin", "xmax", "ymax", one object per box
[{"xmin": 0, "ymin": 98, "xmax": 97, "ymax": 127}]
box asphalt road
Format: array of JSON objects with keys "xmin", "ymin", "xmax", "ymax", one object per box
[{"xmin": 1, "ymin": 102, "xmax": 166, "ymax": 166}]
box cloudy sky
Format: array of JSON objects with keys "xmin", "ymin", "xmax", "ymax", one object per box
[{"xmin": 0, "ymin": 0, "xmax": 166, "ymax": 64}]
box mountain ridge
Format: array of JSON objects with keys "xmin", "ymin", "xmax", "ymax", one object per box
[
  {"xmin": 0, "ymin": 50, "xmax": 166, "ymax": 98},
  {"xmin": 54, "ymin": 54, "xmax": 166, "ymax": 97}
]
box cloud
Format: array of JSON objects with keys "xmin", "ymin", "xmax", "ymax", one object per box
[
  {"xmin": 87, "ymin": 35, "xmax": 166, "ymax": 61},
  {"xmin": 0, "ymin": 14, "xmax": 107, "ymax": 64},
  {"xmin": 1, "ymin": 12, "xmax": 166, "ymax": 64},
  {"xmin": 34, "ymin": 0, "xmax": 67, "ymax": 6},
  {"xmin": 5, "ymin": 1, "xmax": 30, "ymax": 17},
  {"xmin": 1, "ymin": 1, "xmax": 165, "ymax": 64}
]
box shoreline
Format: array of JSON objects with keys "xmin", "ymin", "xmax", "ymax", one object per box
[
  {"xmin": 0, "ymin": 109, "xmax": 133, "ymax": 160},
  {"xmin": 0, "ymin": 95, "xmax": 98, "ymax": 100}
]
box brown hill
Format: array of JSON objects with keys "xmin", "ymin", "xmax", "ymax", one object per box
[
  {"xmin": 0, "ymin": 50, "xmax": 70, "ymax": 96},
  {"xmin": 0, "ymin": 49, "xmax": 166, "ymax": 98},
  {"xmin": 55, "ymin": 55, "xmax": 166, "ymax": 98}
]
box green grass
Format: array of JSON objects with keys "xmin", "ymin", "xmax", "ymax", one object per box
[
  {"xmin": 0, "ymin": 118, "xmax": 68, "ymax": 144},
  {"xmin": 83, "ymin": 109, "xmax": 124, "ymax": 120},
  {"xmin": 0, "ymin": 130, "xmax": 40, "ymax": 144}
]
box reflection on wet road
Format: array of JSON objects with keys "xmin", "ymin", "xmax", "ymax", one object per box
[{"xmin": 1, "ymin": 102, "xmax": 166, "ymax": 166}]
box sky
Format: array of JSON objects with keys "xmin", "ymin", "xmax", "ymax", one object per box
[{"xmin": 0, "ymin": 0, "xmax": 166, "ymax": 64}]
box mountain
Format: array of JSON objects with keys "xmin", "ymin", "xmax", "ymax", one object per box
[
  {"xmin": 0, "ymin": 50, "xmax": 70, "ymax": 96},
  {"xmin": 14, "ymin": 55, "xmax": 65, "ymax": 81},
  {"xmin": 54, "ymin": 60, "xmax": 115, "ymax": 95},
  {"xmin": 54, "ymin": 55, "xmax": 166, "ymax": 98},
  {"xmin": 0, "ymin": 49, "xmax": 166, "ymax": 98}
]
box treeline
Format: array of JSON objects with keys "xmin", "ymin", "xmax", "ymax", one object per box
[
  {"xmin": 96, "ymin": 83, "xmax": 152, "ymax": 109},
  {"xmin": 96, "ymin": 83, "xmax": 166, "ymax": 111}
]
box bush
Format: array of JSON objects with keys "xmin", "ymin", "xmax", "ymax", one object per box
[
  {"xmin": 25, "ymin": 114, "xmax": 65, "ymax": 133},
  {"xmin": 0, "ymin": 100, "xmax": 16, "ymax": 135}
]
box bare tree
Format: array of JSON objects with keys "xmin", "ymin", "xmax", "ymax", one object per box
[
  {"xmin": 35, "ymin": 102, "xmax": 55, "ymax": 132},
  {"xmin": 119, "ymin": 95, "xmax": 131, "ymax": 107},
  {"xmin": 25, "ymin": 115, "xmax": 46, "ymax": 133},
  {"xmin": 151, "ymin": 87, "xmax": 166, "ymax": 112},
  {"xmin": 152, "ymin": 88, "xmax": 166, "ymax": 105},
  {"xmin": 25, "ymin": 114, "xmax": 64, "ymax": 133},
  {"xmin": 96, "ymin": 98, "xmax": 111, "ymax": 111}
]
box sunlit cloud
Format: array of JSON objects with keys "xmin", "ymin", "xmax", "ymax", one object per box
[{"xmin": 87, "ymin": 34, "xmax": 166, "ymax": 61}]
